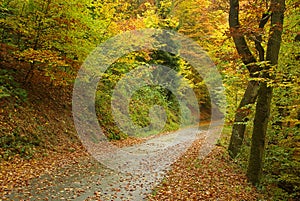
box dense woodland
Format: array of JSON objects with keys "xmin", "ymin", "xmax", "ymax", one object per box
[{"xmin": 0, "ymin": 0, "xmax": 299, "ymax": 200}]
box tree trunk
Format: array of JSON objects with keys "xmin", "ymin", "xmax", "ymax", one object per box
[
  {"xmin": 228, "ymin": 0, "xmax": 260, "ymax": 158},
  {"xmin": 247, "ymin": 82, "xmax": 272, "ymax": 184},
  {"xmin": 247, "ymin": 0, "xmax": 285, "ymax": 184},
  {"xmin": 228, "ymin": 80, "xmax": 259, "ymax": 158}
]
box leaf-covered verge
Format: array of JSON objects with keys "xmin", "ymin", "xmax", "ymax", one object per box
[
  {"xmin": 0, "ymin": 43, "xmax": 81, "ymax": 159},
  {"xmin": 0, "ymin": 48, "xmax": 86, "ymax": 197},
  {"xmin": 147, "ymin": 127, "xmax": 264, "ymax": 201}
]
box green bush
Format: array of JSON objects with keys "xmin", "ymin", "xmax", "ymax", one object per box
[
  {"xmin": 0, "ymin": 129, "xmax": 41, "ymax": 160},
  {"xmin": 262, "ymin": 126, "xmax": 300, "ymax": 200},
  {"xmin": 95, "ymin": 59, "xmax": 186, "ymax": 140},
  {"xmin": 0, "ymin": 69, "xmax": 27, "ymax": 102}
]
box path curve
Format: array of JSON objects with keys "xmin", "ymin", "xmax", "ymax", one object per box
[{"xmin": 6, "ymin": 124, "xmax": 220, "ymax": 201}]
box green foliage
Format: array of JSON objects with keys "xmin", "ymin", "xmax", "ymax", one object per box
[
  {"xmin": 0, "ymin": 69, "xmax": 27, "ymax": 102},
  {"xmin": 258, "ymin": 1, "xmax": 300, "ymax": 198},
  {"xmin": 95, "ymin": 55, "xmax": 185, "ymax": 140},
  {"xmin": 129, "ymin": 85, "xmax": 181, "ymax": 137},
  {"xmin": 0, "ymin": 0, "xmax": 127, "ymax": 84},
  {"xmin": 262, "ymin": 126, "xmax": 300, "ymax": 199},
  {"xmin": 227, "ymin": 0, "xmax": 300, "ymax": 198},
  {"xmin": 0, "ymin": 128, "xmax": 40, "ymax": 160},
  {"xmin": 0, "ymin": 0, "xmax": 298, "ymax": 200}
]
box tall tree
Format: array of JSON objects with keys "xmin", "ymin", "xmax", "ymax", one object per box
[
  {"xmin": 228, "ymin": 0, "xmax": 285, "ymax": 158},
  {"xmin": 247, "ymin": 0, "xmax": 285, "ymax": 184},
  {"xmin": 228, "ymin": 0, "xmax": 266, "ymax": 158},
  {"xmin": 228, "ymin": 0, "xmax": 285, "ymax": 184}
]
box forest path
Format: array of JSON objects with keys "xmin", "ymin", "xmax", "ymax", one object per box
[{"xmin": 5, "ymin": 125, "xmax": 214, "ymax": 201}]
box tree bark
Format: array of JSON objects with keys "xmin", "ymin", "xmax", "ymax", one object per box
[
  {"xmin": 229, "ymin": 0, "xmax": 257, "ymax": 71},
  {"xmin": 228, "ymin": 0, "xmax": 280, "ymax": 158},
  {"xmin": 228, "ymin": 80, "xmax": 259, "ymax": 157},
  {"xmin": 228, "ymin": 0, "xmax": 260, "ymax": 158},
  {"xmin": 247, "ymin": 82, "xmax": 272, "ymax": 184},
  {"xmin": 247, "ymin": 0, "xmax": 285, "ymax": 184}
]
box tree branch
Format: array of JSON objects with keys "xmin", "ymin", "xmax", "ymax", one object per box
[
  {"xmin": 229, "ymin": 0, "xmax": 257, "ymax": 73},
  {"xmin": 266, "ymin": 0, "xmax": 285, "ymax": 65},
  {"xmin": 254, "ymin": 11, "xmax": 271, "ymax": 61}
]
